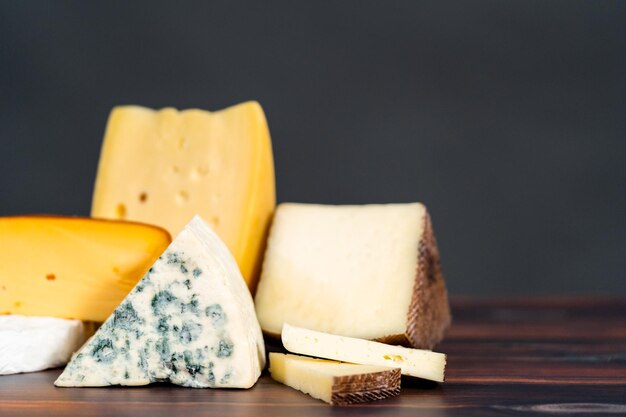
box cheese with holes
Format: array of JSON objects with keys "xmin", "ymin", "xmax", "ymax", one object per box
[
  {"xmin": 55, "ymin": 216, "xmax": 265, "ymax": 388},
  {"xmin": 255, "ymin": 203, "xmax": 451, "ymax": 349},
  {"xmin": 0, "ymin": 315, "xmax": 88, "ymax": 375},
  {"xmin": 269, "ymin": 353, "xmax": 400, "ymax": 405},
  {"xmin": 282, "ymin": 324, "xmax": 446, "ymax": 382},
  {"xmin": 0, "ymin": 216, "xmax": 170, "ymax": 321},
  {"xmin": 91, "ymin": 102, "xmax": 275, "ymax": 291}
]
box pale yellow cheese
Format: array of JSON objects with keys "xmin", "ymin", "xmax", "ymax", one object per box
[
  {"xmin": 0, "ymin": 216, "xmax": 171, "ymax": 321},
  {"xmin": 255, "ymin": 203, "xmax": 451, "ymax": 349},
  {"xmin": 269, "ymin": 352, "xmax": 400, "ymax": 405},
  {"xmin": 91, "ymin": 102, "xmax": 275, "ymax": 291},
  {"xmin": 281, "ymin": 323, "xmax": 446, "ymax": 382}
]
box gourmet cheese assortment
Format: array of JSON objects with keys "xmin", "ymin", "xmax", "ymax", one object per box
[{"xmin": 0, "ymin": 101, "xmax": 451, "ymax": 405}]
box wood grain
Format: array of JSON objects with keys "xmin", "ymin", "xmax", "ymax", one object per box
[{"xmin": 1, "ymin": 297, "xmax": 624, "ymax": 416}]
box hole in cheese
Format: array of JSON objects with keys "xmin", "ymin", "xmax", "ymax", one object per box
[
  {"xmin": 116, "ymin": 204, "xmax": 127, "ymax": 219},
  {"xmin": 190, "ymin": 167, "xmax": 209, "ymax": 181},
  {"xmin": 176, "ymin": 191, "xmax": 189, "ymax": 205},
  {"xmin": 383, "ymin": 355, "xmax": 405, "ymax": 364},
  {"xmin": 46, "ymin": 273, "xmax": 56, "ymax": 281},
  {"xmin": 139, "ymin": 192, "xmax": 148, "ymax": 203}
]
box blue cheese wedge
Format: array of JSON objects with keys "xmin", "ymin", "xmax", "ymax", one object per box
[
  {"xmin": 0, "ymin": 315, "xmax": 87, "ymax": 375},
  {"xmin": 55, "ymin": 216, "xmax": 265, "ymax": 388}
]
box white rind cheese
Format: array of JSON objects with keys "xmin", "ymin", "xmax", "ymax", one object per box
[
  {"xmin": 0, "ymin": 315, "xmax": 86, "ymax": 375},
  {"xmin": 55, "ymin": 216, "xmax": 265, "ymax": 388},
  {"xmin": 282, "ymin": 323, "xmax": 446, "ymax": 382}
]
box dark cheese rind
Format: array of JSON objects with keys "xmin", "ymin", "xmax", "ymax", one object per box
[
  {"xmin": 377, "ymin": 211, "xmax": 451, "ymax": 349},
  {"xmin": 330, "ymin": 368, "xmax": 401, "ymax": 405}
]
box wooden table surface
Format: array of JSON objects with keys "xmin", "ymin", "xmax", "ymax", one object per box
[{"xmin": 1, "ymin": 297, "xmax": 625, "ymax": 416}]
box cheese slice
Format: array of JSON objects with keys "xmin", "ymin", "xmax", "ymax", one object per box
[
  {"xmin": 91, "ymin": 102, "xmax": 275, "ymax": 291},
  {"xmin": 269, "ymin": 353, "xmax": 400, "ymax": 405},
  {"xmin": 0, "ymin": 216, "xmax": 171, "ymax": 321},
  {"xmin": 282, "ymin": 324, "xmax": 446, "ymax": 382},
  {"xmin": 0, "ymin": 315, "xmax": 89, "ymax": 375},
  {"xmin": 55, "ymin": 216, "xmax": 265, "ymax": 388},
  {"xmin": 255, "ymin": 202, "xmax": 451, "ymax": 349}
]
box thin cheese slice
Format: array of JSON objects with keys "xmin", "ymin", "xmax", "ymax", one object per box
[
  {"xmin": 91, "ymin": 102, "xmax": 275, "ymax": 291},
  {"xmin": 0, "ymin": 216, "xmax": 170, "ymax": 321},
  {"xmin": 282, "ymin": 324, "xmax": 446, "ymax": 382},
  {"xmin": 55, "ymin": 216, "xmax": 265, "ymax": 388},
  {"xmin": 269, "ymin": 353, "xmax": 400, "ymax": 405},
  {"xmin": 255, "ymin": 202, "xmax": 451, "ymax": 349}
]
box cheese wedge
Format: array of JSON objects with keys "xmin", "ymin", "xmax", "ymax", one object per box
[
  {"xmin": 55, "ymin": 216, "xmax": 265, "ymax": 388},
  {"xmin": 0, "ymin": 315, "xmax": 88, "ymax": 375},
  {"xmin": 91, "ymin": 102, "xmax": 275, "ymax": 291},
  {"xmin": 255, "ymin": 202, "xmax": 451, "ymax": 349},
  {"xmin": 0, "ymin": 216, "xmax": 170, "ymax": 321},
  {"xmin": 269, "ymin": 353, "xmax": 400, "ymax": 405},
  {"xmin": 282, "ymin": 324, "xmax": 446, "ymax": 382}
]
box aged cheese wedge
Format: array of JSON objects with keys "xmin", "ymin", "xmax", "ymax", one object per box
[
  {"xmin": 0, "ymin": 315, "xmax": 89, "ymax": 375},
  {"xmin": 282, "ymin": 324, "xmax": 446, "ymax": 382},
  {"xmin": 0, "ymin": 216, "xmax": 170, "ymax": 321},
  {"xmin": 55, "ymin": 216, "xmax": 265, "ymax": 388},
  {"xmin": 269, "ymin": 353, "xmax": 401, "ymax": 405},
  {"xmin": 255, "ymin": 202, "xmax": 451, "ymax": 349},
  {"xmin": 91, "ymin": 102, "xmax": 275, "ymax": 291}
]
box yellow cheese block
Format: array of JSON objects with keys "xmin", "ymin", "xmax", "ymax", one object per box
[
  {"xmin": 0, "ymin": 216, "xmax": 171, "ymax": 321},
  {"xmin": 91, "ymin": 101, "xmax": 276, "ymax": 292}
]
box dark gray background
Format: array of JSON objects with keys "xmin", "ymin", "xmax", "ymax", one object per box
[{"xmin": 1, "ymin": 1, "xmax": 624, "ymax": 296}]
